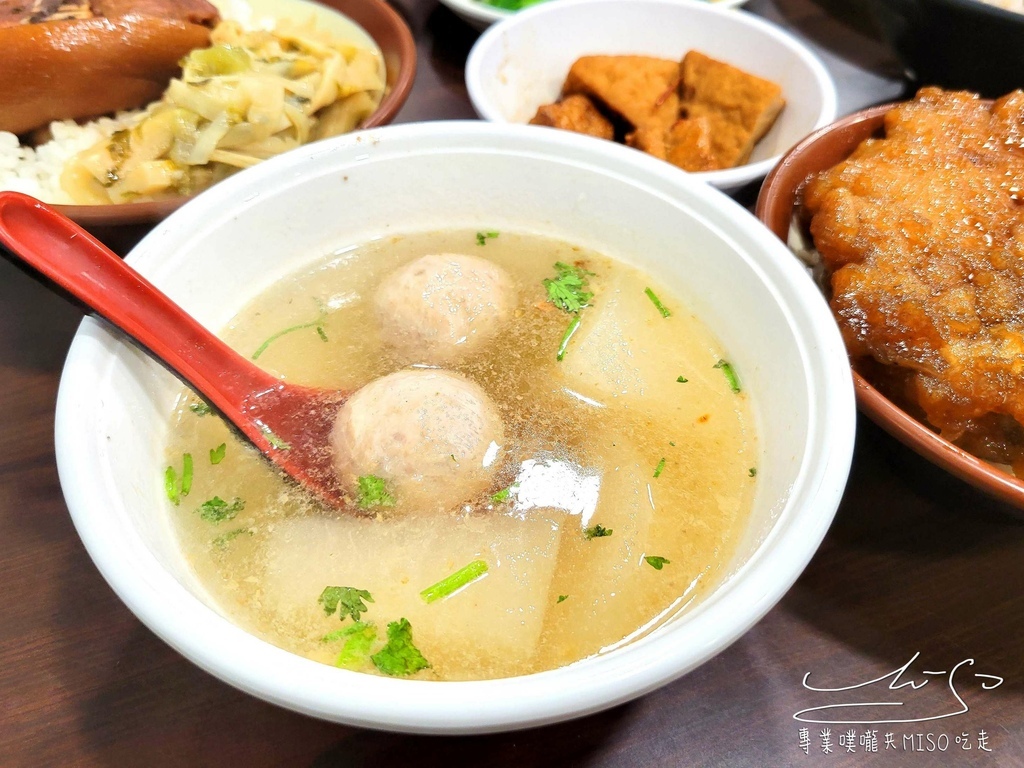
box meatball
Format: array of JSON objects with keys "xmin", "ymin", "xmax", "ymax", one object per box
[
  {"xmin": 374, "ymin": 253, "xmax": 515, "ymax": 364},
  {"xmin": 331, "ymin": 369, "xmax": 504, "ymax": 511}
]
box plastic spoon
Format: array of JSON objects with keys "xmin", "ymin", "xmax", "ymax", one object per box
[{"xmin": 0, "ymin": 191, "xmax": 350, "ymax": 508}]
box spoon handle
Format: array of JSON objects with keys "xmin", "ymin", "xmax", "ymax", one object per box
[{"xmin": 0, "ymin": 192, "xmax": 279, "ymax": 411}]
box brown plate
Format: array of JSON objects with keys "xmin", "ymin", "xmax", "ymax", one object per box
[
  {"xmin": 49, "ymin": 0, "xmax": 417, "ymax": 227},
  {"xmin": 756, "ymin": 102, "xmax": 1024, "ymax": 512}
]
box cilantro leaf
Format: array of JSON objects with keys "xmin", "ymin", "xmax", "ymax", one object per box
[
  {"xmin": 212, "ymin": 527, "xmax": 252, "ymax": 549},
  {"xmin": 322, "ymin": 621, "xmax": 377, "ymax": 670},
  {"xmin": 165, "ymin": 466, "xmax": 180, "ymax": 505},
  {"xmin": 748, "ymin": 467, "xmax": 757, "ymax": 477},
  {"xmin": 544, "ymin": 262, "xmax": 594, "ymax": 314},
  {"xmin": 676, "ymin": 375, "xmax": 688, "ymax": 383},
  {"xmin": 371, "ymin": 618, "xmax": 430, "ymax": 676},
  {"xmin": 181, "ymin": 453, "xmax": 193, "ymax": 496},
  {"xmin": 475, "ymin": 230, "xmax": 499, "ymax": 246},
  {"xmin": 357, "ymin": 475, "xmax": 394, "ymax": 509},
  {"xmin": 210, "ymin": 443, "xmax": 227, "ymax": 465},
  {"xmin": 584, "ymin": 524, "xmax": 613, "ymax": 540},
  {"xmin": 198, "ymin": 496, "xmax": 245, "ymax": 523},
  {"xmin": 557, "ymin": 594, "xmax": 569, "ymax": 603},
  {"xmin": 644, "ymin": 555, "xmax": 671, "ymax": 570},
  {"xmin": 319, "ymin": 586, "xmax": 374, "ymax": 622},
  {"xmin": 653, "ymin": 457, "xmax": 667, "ymax": 478},
  {"xmin": 189, "ymin": 400, "xmax": 212, "ymax": 416}
]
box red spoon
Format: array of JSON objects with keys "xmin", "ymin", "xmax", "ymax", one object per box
[{"xmin": 0, "ymin": 191, "xmax": 350, "ymax": 508}]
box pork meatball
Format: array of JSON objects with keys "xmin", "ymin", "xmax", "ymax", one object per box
[
  {"xmin": 374, "ymin": 253, "xmax": 515, "ymax": 364},
  {"xmin": 331, "ymin": 369, "xmax": 504, "ymax": 511}
]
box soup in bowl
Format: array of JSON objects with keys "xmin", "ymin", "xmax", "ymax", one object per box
[{"xmin": 55, "ymin": 121, "xmax": 855, "ymax": 732}]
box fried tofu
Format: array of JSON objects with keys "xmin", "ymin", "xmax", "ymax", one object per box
[
  {"xmin": 530, "ymin": 93, "xmax": 614, "ymax": 140},
  {"xmin": 679, "ymin": 50, "xmax": 784, "ymax": 168},
  {"xmin": 665, "ymin": 117, "xmax": 717, "ymax": 172},
  {"xmin": 563, "ymin": 55, "xmax": 680, "ymax": 134}
]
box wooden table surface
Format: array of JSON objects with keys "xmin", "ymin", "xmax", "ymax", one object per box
[{"xmin": 2, "ymin": 1, "xmax": 1023, "ymax": 765}]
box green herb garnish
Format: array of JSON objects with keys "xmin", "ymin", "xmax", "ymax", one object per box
[
  {"xmin": 198, "ymin": 496, "xmax": 244, "ymax": 523},
  {"xmin": 676, "ymin": 375, "xmax": 688, "ymax": 383},
  {"xmin": 584, "ymin": 524, "xmax": 613, "ymax": 540},
  {"xmin": 557, "ymin": 594, "xmax": 569, "ymax": 603},
  {"xmin": 259, "ymin": 425, "xmax": 291, "ymax": 450},
  {"xmin": 644, "ymin": 287, "xmax": 671, "ymax": 318},
  {"xmin": 644, "ymin": 556, "xmax": 671, "ymax": 570},
  {"xmin": 491, "ymin": 486, "xmax": 511, "ymax": 503},
  {"xmin": 212, "ymin": 527, "xmax": 252, "ymax": 549},
  {"xmin": 420, "ymin": 560, "xmax": 488, "ymax": 604},
  {"xmin": 653, "ymin": 457, "xmax": 667, "ymax": 478},
  {"xmin": 748, "ymin": 467, "xmax": 757, "ymax": 477},
  {"xmin": 181, "ymin": 453, "xmax": 193, "ymax": 496},
  {"xmin": 322, "ymin": 621, "xmax": 377, "ymax": 670},
  {"xmin": 371, "ymin": 618, "xmax": 430, "ymax": 676},
  {"xmin": 210, "ymin": 443, "xmax": 227, "ymax": 465},
  {"xmin": 544, "ymin": 261, "xmax": 594, "ymax": 314},
  {"xmin": 556, "ymin": 315, "xmax": 582, "ymax": 361},
  {"xmin": 251, "ymin": 301, "xmax": 329, "ymax": 360},
  {"xmin": 319, "ymin": 586, "xmax": 374, "ymax": 622},
  {"xmin": 356, "ymin": 475, "xmax": 395, "ymax": 509},
  {"xmin": 714, "ymin": 359, "xmax": 741, "ymax": 394},
  {"xmin": 478, "ymin": 0, "xmax": 548, "ymax": 8},
  {"xmin": 189, "ymin": 400, "xmax": 212, "ymax": 416},
  {"xmin": 475, "ymin": 230, "xmax": 499, "ymax": 246},
  {"xmin": 165, "ymin": 466, "xmax": 180, "ymax": 505}
]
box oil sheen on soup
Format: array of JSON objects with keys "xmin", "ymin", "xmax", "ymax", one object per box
[{"xmin": 164, "ymin": 230, "xmax": 759, "ymax": 681}]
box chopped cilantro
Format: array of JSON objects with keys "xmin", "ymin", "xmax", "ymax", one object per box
[
  {"xmin": 251, "ymin": 301, "xmax": 329, "ymax": 360},
  {"xmin": 165, "ymin": 466, "xmax": 180, "ymax": 505},
  {"xmin": 420, "ymin": 560, "xmax": 488, "ymax": 604},
  {"xmin": 544, "ymin": 261, "xmax": 594, "ymax": 314},
  {"xmin": 644, "ymin": 287, "xmax": 671, "ymax": 318},
  {"xmin": 676, "ymin": 375, "xmax": 688, "ymax": 383},
  {"xmin": 714, "ymin": 359, "xmax": 741, "ymax": 393},
  {"xmin": 475, "ymin": 230, "xmax": 499, "ymax": 246},
  {"xmin": 357, "ymin": 475, "xmax": 394, "ymax": 509},
  {"xmin": 210, "ymin": 443, "xmax": 227, "ymax": 465},
  {"xmin": 491, "ymin": 487, "xmax": 511, "ymax": 503},
  {"xmin": 371, "ymin": 618, "xmax": 430, "ymax": 676},
  {"xmin": 654, "ymin": 457, "xmax": 667, "ymax": 478},
  {"xmin": 322, "ymin": 621, "xmax": 377, "ymax": 670},
  {"xmin": 669, "ymin": 441, "xmax": 676, "ymax": 447},
  {"xmin": 748, "ymin": 467, "xmax": 757, "ymax": 478},
  {"xmin": 584, "ymin": 524, "xmax": 613, "ymax": 540},
  {"xmin": 318, "ymin": 586, "xmax": 374, "ymax": 622},
  {"xmin": 557, "ymin": 594, "xmax": 569, "ymax": 603},
  {"xmin": 165, "ymin": 454, "xmax": 193, "ymax": 505},
  {"xmin": 645, "ymin": 555, "xmax": 671, "ymax": 570},
  {"xmin": 198, "ymin": 496, "xmax": 245, "ymax": 523},
  {"xmin": 189, "ymin": 400, "xmax": 212, "ymax": 416},
  {"xmin": 556, "ymin": 315, "xmax": 582, "ymax": 361},
  {"xmin": 212, "ymin": 527, "xmax": 252, "ymax": 549},
  {"xmin": 181, "ymin": 453, "xmax": 193, "ymax": 496},
  {"xmin": 259, "ymin": 424, "xmax": 291, "ymax": 450}
]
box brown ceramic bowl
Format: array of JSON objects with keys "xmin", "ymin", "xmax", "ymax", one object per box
[
  {"xmin": 50, "ymin": 0, "xmax": 416, "ymax": 227},
  {"xmin": 756, "ymin": 102, "xmax": 1024, "ymax": 511}
]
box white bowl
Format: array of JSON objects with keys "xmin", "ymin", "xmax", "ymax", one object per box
[
  {"xmin": 441, "ymin": 0, "xmax": 748, "ymax": 31},
  {"xmin": 55, "ymin": 121, "xmax": 854, "ymax": 733},
  {"xmin": 465, "ymin": 0, "xmax": 837, "ymax": 192}
]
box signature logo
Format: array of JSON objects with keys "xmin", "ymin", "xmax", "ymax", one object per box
[{"xmin": 794, "ymin": 652, "xmax": 1004, "ymax": 724}]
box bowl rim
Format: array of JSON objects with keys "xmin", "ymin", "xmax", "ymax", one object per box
[
  {"xmin": 755, "ymin": 100, "xmax": 1024, "ymax": 514},
  {"xmin": 464, "ymin": 0, "xmax": 838, "ymax": 191},
  {"xmin": 55, "ymin": 120, "xmax": 856, "ymax": 733},
  {"xmin": 47, "ymin": 0, "xmax": 417, "ymax": 227},
  {"xmin": 440, "ymin": 0, "xmax": 748, "ymax": 27}
]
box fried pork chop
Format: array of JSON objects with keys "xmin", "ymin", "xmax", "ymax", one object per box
[{"xmin": 803, "ymin": 88, "xmax": 1024, "ymax": 464}]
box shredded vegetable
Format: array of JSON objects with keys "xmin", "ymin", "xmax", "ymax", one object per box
[{"xmin": 62, "ymin": 20, "xmax": 386, "ymax": 204}]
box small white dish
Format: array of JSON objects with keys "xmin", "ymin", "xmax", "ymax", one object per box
[
  {"xmin": 55, "ymin": 121, "xmax": 854, "ymax": 733},
  {"xmin": 441, "ymin": 0, "xmax": 748, "ymax": 31},
  {"xmin": 465, "ymin": 0, "xmax": 837, "ymax": 192}
]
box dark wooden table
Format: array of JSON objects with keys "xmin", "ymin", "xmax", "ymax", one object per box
[{"xmin": 2, "ymin": 1, "xmax": 1022, "ymax": 765}]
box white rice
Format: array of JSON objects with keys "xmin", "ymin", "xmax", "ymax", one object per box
[{"xmin": 0, "ymin": 114, "xmax": 137, "ymax": 204}]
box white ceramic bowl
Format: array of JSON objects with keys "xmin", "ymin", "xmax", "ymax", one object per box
[
  {"xmin": 465, "ymin": 0, "xmax": 837, "ymax": 192},
  {"xmin": 55, "ymin": 121, "xmax": 854, "ymax": 734},
  {"xmin": 441, "ymin": 0, "xmax": 748, "ymax": 31}
]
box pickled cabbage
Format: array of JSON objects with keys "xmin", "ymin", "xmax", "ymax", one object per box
[{"xmin": 61, "ymin": 19, "xmax": 386, "ymax": 204}]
